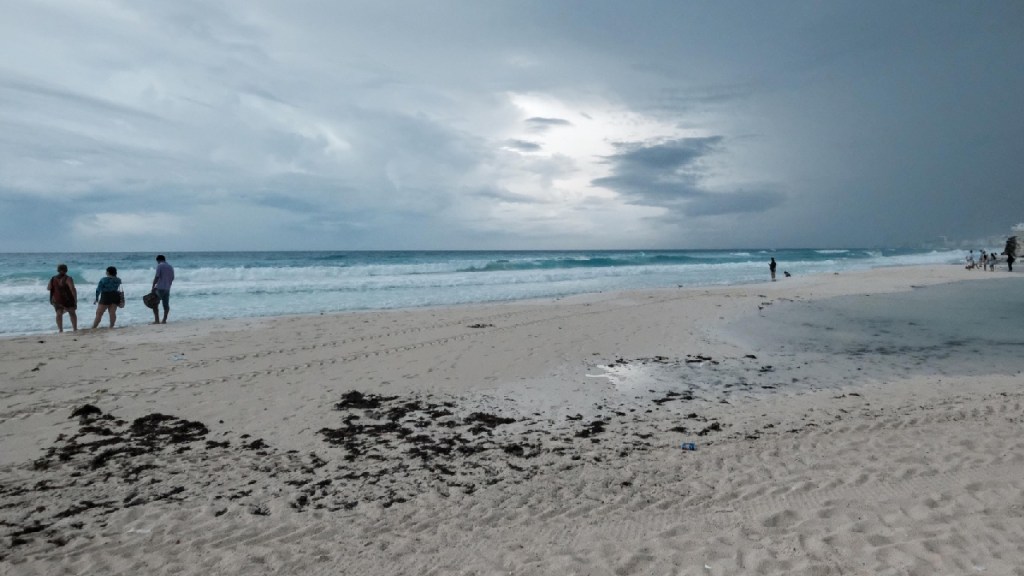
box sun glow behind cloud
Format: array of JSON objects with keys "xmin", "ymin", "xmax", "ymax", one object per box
[
  {"xmin": 471, "ymin": 91, "xmax": 725, "ymax": 244},
  {"xmin": 502, "ymin": 92, "xmax": 706, "ymax": 200}
]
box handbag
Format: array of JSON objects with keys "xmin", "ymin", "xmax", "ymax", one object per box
[
  {"xmin": 143, "ymin": 291, "xmax": 160, "ymax": 310},
  {"xmin": 118, "ymin": 288, "xmax": 126, "ymax": 309}
]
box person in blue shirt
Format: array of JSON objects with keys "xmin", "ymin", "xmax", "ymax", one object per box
[
  {"xmin": 92, "ymin": 266, "xmax": 122, "ymax": 329},
  {"xmin": 151, "ymin": 255, "xmax": 175, "ymax": 324}
]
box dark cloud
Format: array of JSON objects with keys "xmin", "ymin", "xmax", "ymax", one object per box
[
  {"xmin": 473, "ymin": 186, "xmax": 550, "ymax": 204},
  {"xmin": 504, "ymin": 139, "xmax": 542, "ymax": 152},
  {"xmin": 592, "ymin": 137, "xmax": 784, "ymax": 218},
  {"xmin": 525, "ymin": 117, "xmax": 573, "ymax": 131},
  {"xmin": 591, "ymin": 137, "xmax": 720, "ymax": 203}
]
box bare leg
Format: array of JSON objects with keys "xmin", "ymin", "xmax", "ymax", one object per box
[
  {"xmin": 55, "ymin": 310, "xmax": 64, "ymax": 332},
  {"xmin": 161, "ymin": 307, "xmax": 169, "ymax": 324},
  {"xmin": 69, "ymin": 310, "xmax": 77, "ymax": 331},
  {"xmin": 92, "ymin": 304, "xmax": 105, "ymax": 329},
  {"xmin": 153, "ymin": 306, "xmax": 160, "ymax": 324},
  {"xmin": 108, "ymin": 306, "xmax": 117, "ymax": 328}
]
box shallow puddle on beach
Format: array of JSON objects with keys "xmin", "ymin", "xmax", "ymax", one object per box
[
  {"xmin": 589, "ymin": 359, "xmax": 774, "ymax": 405},
  {"xmin": 592, "ymin": 361, "xmax": 692, "ymax": 394},
  {"xmin": 724, "ymin": 277, "xmax": 1024, "ymax": 384}
]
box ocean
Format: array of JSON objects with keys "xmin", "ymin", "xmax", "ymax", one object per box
[{"xmin": 0, "ymin": 248, "xmax": 966, "ymax": 337}]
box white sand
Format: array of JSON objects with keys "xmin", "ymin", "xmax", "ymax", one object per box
[{"xmin": 2, "ymin": 265, "xmax": 1023, "ymax": 575}]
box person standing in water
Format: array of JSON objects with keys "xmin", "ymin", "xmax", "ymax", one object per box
[
  {"xmin": 92, "ymin": 266, "xmax": 122, "ymax": 329},
  {"xmin": 769, "ymin": 257, "xmax": 777, "ymax": 281},
  {"xmin": 46, "ymin": 263, "xmax": 78, "ymax": 332},
  {"xmin": 151, "ymin": 254, "xmax": 175, "ymax": 324}
]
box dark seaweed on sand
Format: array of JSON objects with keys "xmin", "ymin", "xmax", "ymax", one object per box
[
  {"xmin": 2, "ymin": 371, "xmax": 730, "ymax": 556},
  {"xmin": 318, "ymin": 393, "xmax": 526, "ymax": 467}
]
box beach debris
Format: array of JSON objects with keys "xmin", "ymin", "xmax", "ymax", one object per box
[
  {"xmin": 574, "ymin": 419, "xmax": 608, "ymax": 438},
  {"xmin": 4, "ymin": 386, "xmax": 724, "ymax": 555},
  {"xmin": 319, "ymin": 391, "xmax": 545, "ymax": 505},
  {"xmin": 70, "ymin": 404, "xmax": 103, "ymax": 420},
  {"xmin": 7, "ymin": 406, "xmax": 219, "ymax": 550},
  {"xmin": 334, "ymin": 390, "xmax": 397, "ymax": 410},
  {"xmin": 653, "ymin": 391, "xmax": 694, "ymax": 405},
  {"xmin": 697, "ymin": 422, "xmax": 722, "ymax": 436},
  {"xmin": 467, "ymin": 323, "xmax": 494, "ymax": 328},
  {"xmin": 244, "ymin": 438, "xmax": 270, "ymax": 450},
  {"xmin": 680, "ymin": 442, "xmax": 697, "ymax": 451},
  {"xmin": 465, "ymin": 412, "xmax": 516, "ymax": 434}
]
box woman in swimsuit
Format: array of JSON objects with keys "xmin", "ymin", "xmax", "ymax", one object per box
[{"xmin": 92, "ymin": 266, "xmax": 122, "ymax": 329}]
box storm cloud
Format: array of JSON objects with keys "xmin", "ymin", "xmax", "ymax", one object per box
[
  {"xmin": 1, "ymin": 1, "xmax": 1021, "ymax": 251},
  {"xmin": 592, "ymin": 137, "xmax": 784, "ymax": 218}
]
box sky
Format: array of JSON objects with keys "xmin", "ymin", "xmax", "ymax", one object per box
[{"xmin": 1, "ymin": 1, "xmax": 1022, "ymax": 252}]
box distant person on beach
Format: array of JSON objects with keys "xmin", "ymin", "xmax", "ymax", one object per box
[
  {"xmin": 92, "ymin": 266, "xmax": 122, "ymax": 329},
  {"xmin": 966, "ymin": 250, "xmax": 975, "ymax": 269},
  {"xmin": 46, "ymin": 263, "xmax": 78, "ymax": 332},
  {"xmin": 151, "ymin": 255, "xmax": 174, "ymax": 324},
  {"xmin": 769, "ymin": 257, "xmax": 777, "ymax": 281},
  {"xmin": 1008, "ymin": 252, "xmax": 1015, "ymax": 272},
  {"xmin": 989, "ymin": 252, "xmax": 997, "ymax": 271},
  {"xmin": 980, "ymin": 252, "xmax": 988, "ymax": 270}
]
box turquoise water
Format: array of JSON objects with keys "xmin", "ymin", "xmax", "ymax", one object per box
[{"xmin": 0, "ymin": 248, "xmax": 966, "ymax": 336}]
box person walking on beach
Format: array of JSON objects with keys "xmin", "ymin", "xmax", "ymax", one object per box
[
  {"xmin": 151, "ymin": 254, "xmax": 174, "ymax": 324},
  {"xmin": 46, "ymin": 263, "xmax": 78, "ymax": 332},
  {"xmin": 92, "ymin": 266, "xmax": 122, "ymax": 329},
  {"xmin": 769, "ymin": 257, "xmax": 777, "ymax": 281},
  {"xmin": 1008, "ymin": 252, "xmax": 1015, "ymax": 272}
]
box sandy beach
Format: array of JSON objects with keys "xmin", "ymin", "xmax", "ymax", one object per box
[{"xmin": 2, "ymin": 265, "xmax": 1023, "ymax": 575}]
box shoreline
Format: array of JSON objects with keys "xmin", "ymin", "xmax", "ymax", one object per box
[
  {"xmin": 0, "ymin": 248, "xmax": 973, "ymax": 339},
  {"xmin": 2, "ymin": 265, "xmax": 1022, "ymax": 574},
  {"xmin": 0, "ymin": 261, "xmax": 996, "ymax": 342}
]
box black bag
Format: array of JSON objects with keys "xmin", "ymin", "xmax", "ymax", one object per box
[{"xmin": 143, "ymin": 291, "xmax": 160, "ymax": 310}]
